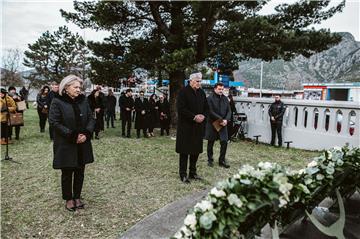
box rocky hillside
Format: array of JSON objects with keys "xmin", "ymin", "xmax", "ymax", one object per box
[{"xmin": 234, "ymin": 32, "xmax": 360, "ymax": 89}]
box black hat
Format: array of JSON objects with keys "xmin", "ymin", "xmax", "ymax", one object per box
[
  {"xmin": 1, "ymin": 88, "xmax": 7, "ymax": 94},
  {"xmin": 8, "ymin": 86, "xmax": 16, "ymax": 92}
]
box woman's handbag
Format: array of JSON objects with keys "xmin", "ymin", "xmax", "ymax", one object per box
[
  {"xmin": 8, "ymin": 113, "xmax": 24, "ymax": 126},
  {"xmin": 16, "ymin": 101, "xmax": 27, "ymax": 111},
  {"xmin": 41, "ymin": 107, "xmax": 49, "ymax": 114}
]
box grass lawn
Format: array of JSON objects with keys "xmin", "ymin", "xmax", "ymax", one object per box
[{"xmin": 1, "ymin": 108, "xmax": 318, "ymax": 238}]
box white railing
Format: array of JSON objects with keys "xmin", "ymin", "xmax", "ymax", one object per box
[{"xmin": 234, "ymin": 97, "xmax": 360, "ymax": 150}]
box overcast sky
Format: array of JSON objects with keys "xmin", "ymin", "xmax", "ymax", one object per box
[{"xmin": 1, "ymin": 0, "xmax": 359, "ymax": 69}]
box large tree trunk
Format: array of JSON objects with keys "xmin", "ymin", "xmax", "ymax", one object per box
[{"xmin": 169, "ymin": 70, "xmax": 185, "ymax": 127}]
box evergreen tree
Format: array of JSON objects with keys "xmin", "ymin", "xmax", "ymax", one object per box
[
  {"xmin": 23, "ymin": 26, "xmax": 90, "ymax": 84},
  {"xmin": 61, "ymin": 0, "xmax": 344, "ymax": 124}
]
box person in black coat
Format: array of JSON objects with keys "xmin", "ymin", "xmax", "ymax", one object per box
[
  {"xmin": 118, "ymin": 91, "xmax": 125, "ymax": 120},
  {"xmin": 157, "ymin": 94, "xmax": 171, "ymax": 136},
  {"xmin": 106, "ymin": 89, "xmax": 116, "ymax": 128},
  {"xmin": 268, "ymin": 94, "xmax": 286, "ymax": 147},
  {"xmin": 36, "ymin": 85, "xmax": 50, "ymax": 133},
  {"xmin": 148, "ymin": 94, "xmax": 158, "ymax": 137},
  {"xmin": 47, "ymin": 81, "xmax": 59, "ymax": 140},
  {"xmin": 134, "ymin": 91, "xmax": 150, "ymax": 138},
  {"xmin": 205, "ymin": 83, "xmax": 232, "ymax": 168},
  {"xmin": 119, "ymin": 89, "xmax": 134, "ymax": 137},
  {"xmin": 87, "ymin": 89, "xmax": 105, "ymax": 139},
  {"xmin": 176, "ymin": 72, "xmax": 209, "ymax": 183},
  {"xmin": 49, "ymin": 75, "xmax": 95, "ymax": 211}
]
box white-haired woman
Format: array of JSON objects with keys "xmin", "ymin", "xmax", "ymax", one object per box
[{"xmin": 49, "ymin": 75, "xmax": 95, "ymax": 211}]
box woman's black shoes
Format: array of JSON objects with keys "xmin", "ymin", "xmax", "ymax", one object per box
[{"xmin": 65, "ymin": 200, "xmax": 76, "ymax": 212}]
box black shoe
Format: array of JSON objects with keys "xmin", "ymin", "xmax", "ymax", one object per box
[
  {"xmin": 208, "ymin": 161, "xmax": 214, "ymax": 167},
  {"xmin": 219, "ymin": 162, "xmax": 230, "ymax": 168},
  {"xmin": 181, "ymin": 177, "xmax": 190, "ymax": 184},
  {"xmin": 189, "ymin": 174, "xmax": 202, "ymax": 180}
]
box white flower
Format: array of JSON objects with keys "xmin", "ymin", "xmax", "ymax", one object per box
[
  {"xmin": 336, "ymin": 159, "xmax": 344, "ymax": 166},
  {"xmin": 240, "ymin": 179, "xmax": 252, "ymax": 185},
  {"xmin": 210, "ymin": 187, "xmax": 226, "ymax": 198},
  {"xmin": 327, "ymin": 151, "xmax": 333, "ymax": 160},
  {"xmin": 304, "ymin": 177, "xmax": 313, "ymax": 185},
  {"xmin": 306, "ymin": 167, "xmax": 320, "ymax": 175},
  {"xmin": 298, "ymin": 169, "xmax": 305, "ymax": 175},
  {"xmin": 279, "ymin": 197, "xmax": 288, "ymax": 208},
  {"xmin": 239, "ymin": 165, "xmax": 255, "ymax": 175},
  {"xmin": 184, "ymin": 213, "xmax": 197, "ymax": 230},
  {"xmin": 273, "ymin": 173, "xmax": 288, "ymax": 185},
  {"xmin": 199, "ymin": 211, "xmax": 216, "ymax": 230},
  {"xmin": 258, "ymin": 162, "xmax": 273, "ymax": 170},
  {"xmin": 195, "ymin": 200, "xmax": 213, "ymax": 212},
  {"xmin": 299, "ymin": 184, "xmax": 310, "ymax": 194},
  {"xmin": 227, "ymin": 194, "xmax": 243, "ymax": 208},
  {"xmin": 250, "ymin": 170, "xmax": 265, "ymax": 180},
  {"xmin": 316, "ymin": 174, "xmax": 324, "ymax": 180},
  {"xmin": 233, "ymin": 173, "xmax": 241, "ymax": 179},
  {"xmin": 333, "ymin": 146, "xmax": 342, "ymax": 151},
  {"xmin": 279, "ymin": 183, "xmax": 293, "ymax": 195},
  {"xmin": 307, "ymin": 160, "xmax": 318, "ymax": 168},
  {"xmin": 180, "ymin": 225, "xmax": 192, "ymax": 237},
  {"xmin": 326, "ymin": 166, "xmax": 335, "ymax": 175}
]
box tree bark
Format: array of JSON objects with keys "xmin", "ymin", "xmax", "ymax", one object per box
[{"xmin": 169, "ymin": 70, "xmax": 185, "ymax": 127}]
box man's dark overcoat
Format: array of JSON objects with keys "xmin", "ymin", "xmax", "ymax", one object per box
[
  {"xmin": 176, "ymin": 85, "xmax": 208, "ymax": 154},
  {"xmin": 134, "ymin": 97, "xmax": 150, "ymax": 129},
  {"xmin": 204, "ymin": 92, "xmax": 232, "ymax": 141}
]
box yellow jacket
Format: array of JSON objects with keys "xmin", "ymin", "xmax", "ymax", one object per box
[{"xmin": 0, "ymin": 95, "xmax": 16, "ymax": 123}]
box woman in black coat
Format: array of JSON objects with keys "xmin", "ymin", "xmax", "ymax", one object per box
[
  {"xmin": 87, "ymin": 89, "xmax": 105, "ymax": 139},
  {"xmin": 36, "ymin": 85, "xmax": 50, "ymax": 132},
  {"xmin": 157, "ymin": 95, "xmax": 171, "ymax": 136},
  {"xmin": 176, "ymin": 73, "xmax": 209, "ymax": 183},
  {"xmin": 49, "ymin": 75, "xmax": 95, "ymax": 211}
]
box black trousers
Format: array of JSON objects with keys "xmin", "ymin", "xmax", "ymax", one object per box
[
  {"xmin": 207, "ymin": 140, "xmax": 228, "ymax": 164},
  {"xmin": 106, "ymin": 110, "xmax": 115, "ymax": 128},
  {"xmin": 160, "ymin": 128, "xmax": 169, "ymax": 136},
  {"xmin": 37, "ymin": 108, "xmax": 47, "ymax": 131},
  {"xmin": 179, "ymin": 154, "xmax": 199, "ymax": 178},
  {"xmin": 270, "ymin": 122, "xmax": 282, "ymax": 146},
  {"xmin": 61, "ymin": 167, "xmax": 85, "ymax": 200},
  {"xmin": 136, "ymin": 129, "xmax": 147, "ymax": 138},
  {"xmin": 1, "ymin": 122, "xmax": 9, "ymax": 139},
  {"xmin": 8, "ymin": 125, "xmax": 21, "ymax": 139},
  {"xmin": 121, "ymin": 116, "xmax": 132, "ymax": 136}
]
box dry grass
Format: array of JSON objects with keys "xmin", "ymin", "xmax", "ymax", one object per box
[{"xmin": 1, "ymin": 108, "xmax": 318, "ymax": 238}]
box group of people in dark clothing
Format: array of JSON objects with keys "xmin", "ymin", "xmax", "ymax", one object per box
[
  {"xmin": 2, "ymin": 73, "xmax": 286, "ymax": 211},
  {"xmin": 118, "ymin": 89, "xmax": 171, "ymax": 138}
]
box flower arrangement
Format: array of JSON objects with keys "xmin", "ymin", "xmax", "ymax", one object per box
[{"xmin": 173, "ymin": 146, "xmax": 360, "ymax": 239}]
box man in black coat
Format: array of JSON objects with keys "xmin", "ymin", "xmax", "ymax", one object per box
[
  {"xmin": 119, "ymin": 89, "xmax": 134, "ymax": 138},
  {"xmin": 134, "ymin": 91, "xmax": 150, "ymax": 138},
  {"xmin": 268, "ymin": 94, "xmax": 286, "ymax": 147},
  {"xmin": 176, "ymin": 72, "xmax": 209, "ymax": 183},
  {"xmin": 205, "ymin": 83, "xmax": 231, "ymax": 168},
  {"xmin": 106, "ymin": 89, "xmax": 116, "ymax": 128}
]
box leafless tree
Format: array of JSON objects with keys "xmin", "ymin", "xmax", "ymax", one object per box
[{"xmin": 1, "ymin": 48, "xmax": 23, "ymax": 86}]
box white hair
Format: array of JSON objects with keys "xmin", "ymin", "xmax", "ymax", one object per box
[
  {"xmin": 59, "ymin": 75, "xmax": 83, "ymax": 96},
  {"xmin": 189, "ymin": 72, "xmax": 202, "ymax": 81}
]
